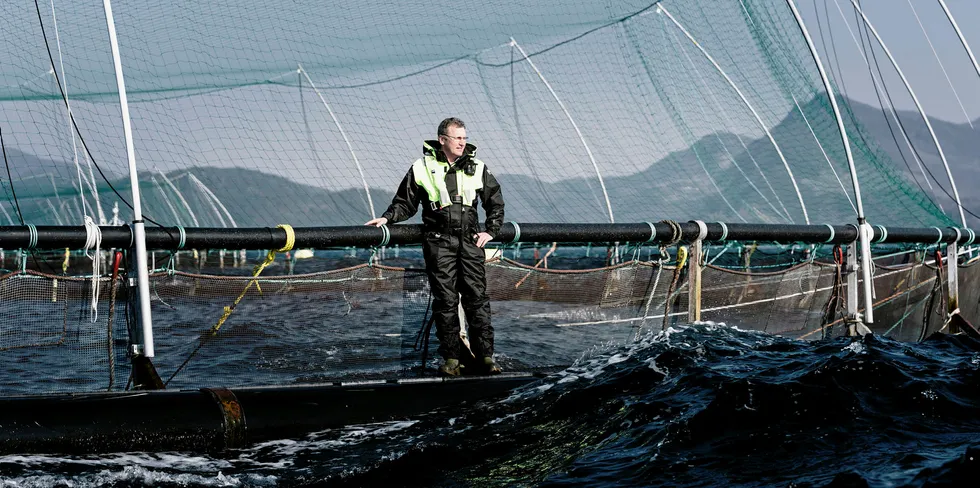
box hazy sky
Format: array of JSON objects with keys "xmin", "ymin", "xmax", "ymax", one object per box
[
  {"xmin": 801, "ymin": 0, "xmax": 980, "ymax": 124},
  {"xmin": 1, "ymin": 0, "xmax": 979, "ymax": 227}
]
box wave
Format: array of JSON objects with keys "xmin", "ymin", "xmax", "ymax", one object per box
[
  {"xmin": 322, "ymin": 323, "xmax": 980, "ymax": 487},
  {"xmin": 4, "ymin": 323, "xmax": 980, "ymax": 487}
]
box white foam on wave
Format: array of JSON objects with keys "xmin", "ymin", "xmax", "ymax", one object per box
[
  {"xmin": 0, "ymin": 451, "xmax": 233, "ymax": 472},
  {"xmin": 253, "ymin": 420, "xmax": 420, "ymax": 458},
  {"xmin": 843, "ymin": 340, "xmax": 866, "ymax": 355},
  {"xmin": 505, "ymin": 321, "xmax": 767, "ymax": 403},
  {"xmin": 645, "ymin": 357, "xmax": 668, "ymax": 377},
  {"xmin": 0, "ymin": 466, "xmax": 277, "ymax": 488},
  {"xmin": 521, "ymin": 306, "xmax": 618, "ymax": 322}
]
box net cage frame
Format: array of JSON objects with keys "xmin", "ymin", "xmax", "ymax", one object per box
[{"xmin": 0, "ymin": 221, "xmax": 975, "ymax": 396}]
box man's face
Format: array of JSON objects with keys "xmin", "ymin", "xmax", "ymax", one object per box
[{"xmin": 440, "ymin": 126, "xmax": 467, "ymax": 161}]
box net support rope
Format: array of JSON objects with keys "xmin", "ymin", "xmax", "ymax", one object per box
[
  {"xmin": 165, "ymin": 224, "xmax": 295, "ymax": 385},
  {"xmin": 83, "ymin": 215, "xmax": 102, "ymax": 321}
]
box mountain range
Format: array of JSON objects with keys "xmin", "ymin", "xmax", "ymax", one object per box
[{"xmin": 3, "ymin": 96, "xmax": 978, "ymax": 229}]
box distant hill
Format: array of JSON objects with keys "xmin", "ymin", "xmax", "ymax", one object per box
[
  {"xmin": 845, "ymin": 99, "xmax": 980, "ymax": 227},
  {"xmin": 4, "ymin": 97, "xmax": 978, "ymax": 228}
]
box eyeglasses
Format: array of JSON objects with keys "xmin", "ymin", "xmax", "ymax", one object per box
[{"xmin": 440, "ymin": 134, "xmax": 468, "ymax": 142}]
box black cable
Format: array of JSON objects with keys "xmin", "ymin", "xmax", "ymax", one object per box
[
  {"xmin": 0, "ymin": 126, "xmax": 24, "ymax": 224},
  {"xmin": 0, "ymin": 126, "xmax": 60, "ymax": 274},
  {"xmin": 33, "ymin": 0, "xmax": 166, "ymax": 228},
  {"xmin": 808, "ymin": 0, "xmax": 940, "ymax": 221},
  {"xmin": 413, "ymin": 295, "xmax": 435, "ymax": 374},
  {"xmin": 842, "ymin": 5, "xmax": 936, "ymax": 207},
  {"xmin": 854, "ymin": 2, "xmax": 980, "ymax": 221},
  {"xmin": 476, "ymin": 0, "xmax": 663, "ymax": 68},
  {"xmin": 819, "ymin": 0, "xmax": 851, "ymax": 102}
]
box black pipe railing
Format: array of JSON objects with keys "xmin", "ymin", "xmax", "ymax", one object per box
[{"xmin": 0, "ymin": 222, "xmax": 972, "ymax": 250}]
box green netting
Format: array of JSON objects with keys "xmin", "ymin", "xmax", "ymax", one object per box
[{"xmin": 0, "ymin": 0, "xmax": 955, "ymax": 228}]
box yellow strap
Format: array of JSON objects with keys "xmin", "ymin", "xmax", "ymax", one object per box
[
  {"xmin": 275, "ymin": 224, "xmax": 296, "ymax": 253},
  {"xmin": 677, "ymin": 246, "xmax": 689, "ymax": 269},
  {"xmin": 209, "ymin": 224, "xmax": 294, "ymax": 336},
  {"xmin": 62, "ymin": 248, "xmax": 70, "ymax": 273}
]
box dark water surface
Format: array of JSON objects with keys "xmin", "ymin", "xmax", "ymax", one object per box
[{"xmin": 2, "ymin": 323, "xmax": 980, "ymax": 487}]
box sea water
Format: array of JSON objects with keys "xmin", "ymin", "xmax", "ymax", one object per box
[{"xmin": 1, "ymin": 322, "xmax": 978, "ymax": 487}]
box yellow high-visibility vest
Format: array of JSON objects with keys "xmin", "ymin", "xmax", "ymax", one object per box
[{"xmin": 412, "ymin": 155, "xmax": 485, "ymax": 209}]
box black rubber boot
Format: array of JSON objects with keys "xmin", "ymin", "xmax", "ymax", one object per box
[
  {"xmin": 439, "ymin": 358, "xmax": 461, "ymax": 377},
  {"xmin": 482, "ymin": 357, "xmax": 502, "ymax": 375}
]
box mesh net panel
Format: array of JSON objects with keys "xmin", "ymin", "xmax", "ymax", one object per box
[
  {"xmin": 0, "ymin": 1, "xmax": 974, "ymax": 396},
  {"xmin": 0, "ymin": 0, "xmax": 955, "ymax": 227},
  {"xmin": 0, "ymin": 270, "xmax": 119, "ymax": 394},
  {"xmin": 0, "ymin": 242, "xmax": 972, "ymax": 395}
]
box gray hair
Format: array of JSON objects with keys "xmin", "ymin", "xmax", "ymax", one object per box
[{"xmin": 437, "ymin": 117, "xmax": 465, "ymax": 136}]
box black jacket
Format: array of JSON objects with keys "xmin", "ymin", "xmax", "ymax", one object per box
[{"xmin": 381, "ymin": 140, "xmax": 505, "ymax": 236}]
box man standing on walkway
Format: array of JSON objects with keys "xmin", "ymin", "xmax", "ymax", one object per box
[{"xmin": 366, "ymin": 117, "xmax": 504, "ymax": 376}]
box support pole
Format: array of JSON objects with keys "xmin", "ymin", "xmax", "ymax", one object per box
[
  {"xmin": 298, "ymin": 65, "xmax": 375, "ymax": 219},
  {"xmin": 687, "ymin": 239, "xmax": 702, "ymax": 323},
  {"xmin": 946, "ymin": 241, "xmax": 960, "ymax": 333},
  {"xmin": 845, "ymin": 242, "xmax": 858, "ymax": 326},
  {"xmin": 844, "ymin": 241, "xmax": 870, "ymax": 336},
  {"xmin": 509, "ymin": 38, "xmax": 615, "ymax": 224},
  {"xmin": 937, "ymin": 0, "xmax": 980, "ymax": 93},
  {"xmin": 103, "ymin": 0, "xmax": 154, "ymax": 357},
  {"xmin": 787, "ymin": 0, "xmax": 874, "ymax": 324},
  {"xmin": 851, "ymin": 0, "xmax": 967, "ymax": 228},
  {"xmin": 658, "ymin": 4, "xmax": 809, "ymax": 224}
]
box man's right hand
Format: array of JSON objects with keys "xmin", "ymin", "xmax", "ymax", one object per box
[{"xmin": 364, "ymin": 217, "xmax": 388, "ymax": 227}]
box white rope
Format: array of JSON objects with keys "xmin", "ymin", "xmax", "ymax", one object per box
[
  {"xmin": 740, "ymin": 0, "xmax": 859, "ymax": 218},
  {"xmin": 669, "ymin": 25, "xmax": 791, "ymax": 221},
  {"xmin": 692, "ymin": 220, "xmax": 707, "ymax": 242},
  {"xmin": 717, "ymin": 222, "xmax": 729, "ymax": 242},
  {"xmin": 511, "ymin": 38, "xmax": 615, "ymax": 224},
  {"xmin": 84, "ymin": 216, "xmax": 102, "ymax": 322},
  {"xmin": 874, "ymin": 225, "xmax": 887, "ymax": 244},
  {"xmin": 830, "ymin": 0, "xmax": 936, "ymax": 196},
  {"xmin": 298, "ymin": 64, "xmax": 376, "ymax": 220},
  {"xmin": 790, "ymin": 94, "xmax": 858, "ymax": 214},
  {"xmin": 644, "ymin": 222, "xmax": 656, "ymax": 243},
  {"xmin": 48, "ymin": 0, "xmax": 89, "ymax": 222}
]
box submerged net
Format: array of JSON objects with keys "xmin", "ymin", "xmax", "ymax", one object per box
[
  {"xmin": 0, "ymin": 242, "xmax": 975, "ymax": 395},
  {"xmin": 0, "ymin": 0, "xmax": 956, "ymax": 228}
]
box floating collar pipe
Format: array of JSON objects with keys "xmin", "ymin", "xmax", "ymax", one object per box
[{"xmin": 0, "ymin": 222, "xmax": 973, "ymax": 250}]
